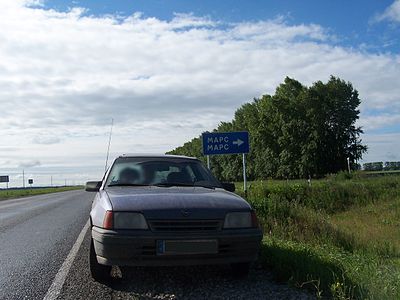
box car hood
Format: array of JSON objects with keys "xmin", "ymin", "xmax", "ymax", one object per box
[{"xmin": 104, "ymin": 186, "xmax": 251, "ymax": 219}]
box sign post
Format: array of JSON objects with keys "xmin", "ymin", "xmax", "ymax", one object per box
[
  {"xmin": 242, "ymin": 153, "xmax": 247, "ymax": 193},
  {"xmin": 202, "ymin": 131, "xmax": 250, "ymax": 194}
]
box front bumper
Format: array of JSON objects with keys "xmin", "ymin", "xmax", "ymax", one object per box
[{"xmin": 92, "ymin": 226, "xmax": 263, "ymax": 266}]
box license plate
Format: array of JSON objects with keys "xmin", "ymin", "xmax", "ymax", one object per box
[{"xmin": 156, "ymin": 239, "xmax": 218, "ymax": 255}]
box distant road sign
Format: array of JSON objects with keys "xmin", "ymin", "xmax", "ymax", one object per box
[
  {"xmin": 0, "ymin": 176, "xmax": 9, "ymax": 183},
  {"xmin": 202, "ymin": 131, "xmax": 249, "ymax": 155},
  {"xmin": 28, "ymin": 179, "xmax": 33, "ymax": 185}
]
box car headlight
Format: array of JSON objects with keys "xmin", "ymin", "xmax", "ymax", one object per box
[
  {"xmin": 113, "ymin": 212, "xmax": 148, "ymax": 229},
  {"xmin": 223, "ymin": 212, "xmax": 254, "ymax": 229}
]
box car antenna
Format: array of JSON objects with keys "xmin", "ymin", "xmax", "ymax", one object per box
[{"xmin": 104, "ymin": 118, "xmax": 114, "ymax": 172}]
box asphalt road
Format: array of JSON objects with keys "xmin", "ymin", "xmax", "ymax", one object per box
[
  {"xmin": 0, "ymin": 190, "xmax": 313, "ymax": 300},
  {"xmin": 0, "ymin": 190, "xmax": 93, "ymax": 300}
]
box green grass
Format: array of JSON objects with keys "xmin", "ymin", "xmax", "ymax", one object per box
[
  {"xmin": 330, "ymin": 200, "xmax": 400, "ymax": 257},
  {"xmin": 260, "ymin": 237, "xmax": 400, "ymax": 299},
  {"xmin": 0, "ymin": 186, "xmax": 83, "ymax": 201},
  {"xmin": 236, "ymin": 175, "xmax": 400, "ymax": 299},
  {"xmin": 364, "ymin": 170, "xmax": 400, "ymax": 176}
]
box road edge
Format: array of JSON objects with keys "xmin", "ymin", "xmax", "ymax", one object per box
[{"xmin": 43, "ymin": 219, "xmax": 90, "ymax": 300}]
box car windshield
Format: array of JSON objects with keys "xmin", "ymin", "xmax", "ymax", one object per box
[{"xmin": 105, "ymin": 157, "xmax": 222, "ymax": 188}]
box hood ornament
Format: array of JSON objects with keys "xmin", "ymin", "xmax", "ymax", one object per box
[{"xmin": 181, "ymin": 209, "xmax": 190, "ymax": 217}]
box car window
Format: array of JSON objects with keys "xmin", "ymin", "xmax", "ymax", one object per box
[
  {"xmin": 105, "ymin": 157, "xmax": 221, "ymax": 188},
  {"xmin": 185, "ymin": 165, "xmax": 196, "ymax": 182}
]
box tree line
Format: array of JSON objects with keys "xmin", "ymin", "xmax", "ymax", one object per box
[
  {"xmin": 364, "ymin": 162, "xmax": 400, "ymax": 172},
  {"xmin": 169, "ymin": 76, "xmax": 367, "ymax": 181}
]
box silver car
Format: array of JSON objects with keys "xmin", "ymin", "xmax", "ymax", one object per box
[{"xmin": 86, "ymin": 154, "xmax": 262, "ymax": 281}]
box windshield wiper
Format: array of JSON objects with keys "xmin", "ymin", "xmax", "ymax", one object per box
[
  {"xmin": 153, "ymin": 183, "xmax": 215, "ymax": 189},
  {"xmin": 107, "ymin": 183, "xmax": 150, "ymax": 187},
  {"xmin": 153, "ymin": 183, "xmax": 193, "ymax": 187}
]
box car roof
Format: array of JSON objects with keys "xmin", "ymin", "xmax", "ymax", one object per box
[{"xmin": 118, "ymin": 153, "xmax": 198, "ymax": 160}]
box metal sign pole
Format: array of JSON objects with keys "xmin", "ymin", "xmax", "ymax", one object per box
[
  {"xmin": 202, "ymin": 131, "xmax": 250, "ymax": 195},
  {"xmin": 242, "ymin": 153, "xmax": 247, "ymax": 195}
]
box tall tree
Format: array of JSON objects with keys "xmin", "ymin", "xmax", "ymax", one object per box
[
  {"xmin": 169, "ymin": 76, "xmax": 367, "ymax": 180},
  {"xmin": 304, "ymin": 76, "xmax": 367, "ymax": 175}
]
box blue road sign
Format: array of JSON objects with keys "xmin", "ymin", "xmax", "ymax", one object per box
[
  {"xmin": 202, "ymin": 131, "xmax": 249, "ymax": 155},
  {"xmin": 0, "ymin": 175, "xmax": 9, "ymax": 183}
]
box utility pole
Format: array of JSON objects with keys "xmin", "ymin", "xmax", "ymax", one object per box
[
  {"xmin": 51, "ymin": 176, "xmax": 53, "ymax": 187},
  {"xmin": 22, "ymin": 169, "xmax": 25, "ymax": 189},
  {"xmin": 65, "ymin": 179, "xmax": 67, "ymax": 187}
]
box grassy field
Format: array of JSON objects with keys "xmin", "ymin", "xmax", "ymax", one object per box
[
  {"xmin": 364, "ymin": 170, "xmax": 400, "ymax": 176},
  {"xmin": 237, "ymin": 173, "xmax": 400, "ymax": 299},
  {"xmin": 0, "ymin": 186, "xmax": 83, "ymax": 201}
]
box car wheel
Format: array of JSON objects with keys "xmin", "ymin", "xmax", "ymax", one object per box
[
  {"xmin": 89, "ymin": 238, "xmax": 111, "ymax": 282},
  {"xmin": 231, "ymin": 262, "xmax": 251, "ymax": 278}
]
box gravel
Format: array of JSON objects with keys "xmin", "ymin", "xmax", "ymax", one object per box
[
  {"xmin": 59, "ymin": 231, "xmax": 315, "ymax": 300},
  {"xmin": 110, "ymin": 265, "xmax": 315, "ymax": 300}
]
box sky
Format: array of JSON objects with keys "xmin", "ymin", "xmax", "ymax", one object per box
[{"xmin": 0, "ymin": 0, "xmax": 399, "ymax": 187}]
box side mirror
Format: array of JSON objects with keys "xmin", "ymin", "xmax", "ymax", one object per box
[
  {"xmin": 221, "ymin": 182, "xmax": 235, "ymax": 193},
  {"xmin": 85, "ymin": 181, "xmax": 102, "ymax": 192}
]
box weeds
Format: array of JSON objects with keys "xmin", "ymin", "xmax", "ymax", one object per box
[{"xmin": 240, "ymin": 176, "xmax": 400, "ymax": 299}]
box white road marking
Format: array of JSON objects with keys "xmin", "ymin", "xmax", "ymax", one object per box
[{"xmin": 43, "ymin": 219, "xmax": 90, "ymax": 300}]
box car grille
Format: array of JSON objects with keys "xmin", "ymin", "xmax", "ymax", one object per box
[{"xmin": 149, "ymin": 220, "xmax": 222, "ymax": 232}]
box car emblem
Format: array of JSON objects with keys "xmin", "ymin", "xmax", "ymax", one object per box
[{"xmin": 181, "ymin": 209, "xmax": 190, "ymax": 217}]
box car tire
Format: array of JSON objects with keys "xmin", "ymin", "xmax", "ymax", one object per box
[
  {"xmin": 89, "ymin": 238, "xmax": 111, "ymax": 282},
  {"xmin": 231, "ymin": 262, "xmax": 251, "ymax": 278}
]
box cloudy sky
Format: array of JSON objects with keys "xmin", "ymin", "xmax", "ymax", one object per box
[{"xmin": 0, "ymin": 0, "xmax": 399, "ymax": 187}]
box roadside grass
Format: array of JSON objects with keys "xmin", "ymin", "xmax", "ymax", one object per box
[
  {"xmin": 236, "ymin": 175, "xmax": 400, "ymax": 299},
  {"xmin": 260, "ymin": 237, "xmax": 400, "ymax": 300},
  {"xmin": 364, "ymin": 170, "xmax": 400, "ymax": 176},
  {"xmin": 330, "ymin": 200, "xmax": 400, "ymax": 257},
  {"xmin": 0, "ymin": 186, "xmax": 83, "ymax": 201}
]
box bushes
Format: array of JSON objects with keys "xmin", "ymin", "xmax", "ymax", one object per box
[
  {"xmin": 244, "ymin": 176, "xmax": 400, "ymax": 215},
  {"xmin": 241, "ymin": 176, "xmax": 400, "ymax": 299},
  {"xmin": 244, "ymin": 176, "xmax": 400, "ymax": 252}
]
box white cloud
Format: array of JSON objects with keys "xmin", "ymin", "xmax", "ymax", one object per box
[
  {"xmin": 32, "ymin": 135, "xmax": 61, "ymax": 145},
  {"xmin": 374, "ymin": 0, "xmax": 400, "ymax": 23},
  {"xmin": 170, "ymin": 13, "xmax": 216, "ymax": 29},
  {"xmin": 0, "ymin": 1, "xmax": 399, "ymax": 185},
  {"xmin": 362, "ymin": 133, "xmax": 400, "ymax": 163},
  {"xmin": 359, "ymin": 114, "xmax": 400, "ymax": 131},
  {"xmin": 18, "ymin": 160, "xmax": 41, "ymax": 168},
  {"xmin": 228, "ymin": 18, "xmax": 329, "ymax": 42}
]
